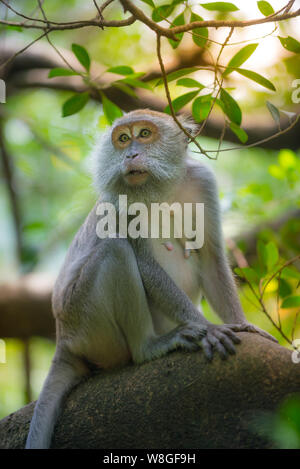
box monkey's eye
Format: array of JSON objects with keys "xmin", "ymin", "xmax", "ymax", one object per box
[
  {"xmin": 139, "ymin": 128, "xmax": 151, "ymax": 138},
  {"xmin": 119, "ymin": 134, "xmax": 130, "ymax": 143}
]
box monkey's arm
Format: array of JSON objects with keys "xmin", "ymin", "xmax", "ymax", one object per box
[
  {"xmin": 191, "ymin": 162, "xmax": 277, "ymax": 342},
  {"xmin": 133, "ymin": 240, "xmax": 241, "ymax": 359}
]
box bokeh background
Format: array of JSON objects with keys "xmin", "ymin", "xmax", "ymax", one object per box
[{"xmin": 0, "ymin": 0, "xmax": 300, "ymax": 446}]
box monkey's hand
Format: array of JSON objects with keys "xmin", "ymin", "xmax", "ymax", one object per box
[
  {"xmin": 197, "ymin": 324, "xmax": 242, "ymax": 361},
  {"xmin": 224, "ymin": 322, "xmax": 278, "ymax": 343}
]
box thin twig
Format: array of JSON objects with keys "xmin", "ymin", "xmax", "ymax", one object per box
[
  {"xmin": 193, "ymin": 27, "xmax": 234, "ymax": 139},
  {"xmin": 261, "ymin": 255, "xmax": 300, "ymax": 297},
  {"xmin": 0, "ymin": 0, "xmax": 298, "ymax": 33},
  {"xmin": 120, "ymin": 0, "xmax": 300, "ymax": 39},
  {"xmin": 99, "ymin": 0, "xmax": 115, "ymax": 16},
  {"xmin": 205, "ymin": 114, "xmax": 300, "ymax": 154},
  {"xmin": 36, "ymin": 0, "xmax": 79, "ymax": 74},
  {"xmin": 156, "ymin": 34, "xmax": 212, "ymax": 158},
  {"xmin": 292, "ymin": 311, "xmax": 299, "ymax": 342},
  {"xmin": 0, "ymin": 117, "xmax": 23, "ymax": 264},
  {"xmin": 276, "ymin": 272, "xmax": 282, "ymax": 329},
  {"xmin": 0, "ymin": 29, "xmax": 50, "ymax": 71}
]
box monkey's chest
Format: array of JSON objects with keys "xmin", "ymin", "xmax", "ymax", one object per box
[{"xmin": 151, "ymin": 238, "xmax": 200, "ymax": 303}]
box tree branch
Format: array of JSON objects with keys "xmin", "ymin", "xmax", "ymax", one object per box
[
  {"xmin": 1, "ymin": 43, "xmax": 299, "ymax": 151},
  {"xmin": 0, "ymin": 0, "xmax": 299, "ymax": 35},
  {"xmin": 0, "ymin": 275, "xmax": 55, "ymax": 339},
  {"xmin": 120, "ymin": 0, "xmax": 300, "ymax": 38},
  {"xmin": 0, "ymin": 334, "xmax": 299, "ymax": 448},
  {"xmin": 0, "ymin": 116, "xmax": 23, "ymax": 263},
  {"xmin": 0, "ymin": 0, "xmax": 135, "ymax": 31}
]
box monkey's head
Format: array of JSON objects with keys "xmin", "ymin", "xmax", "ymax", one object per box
[{"xmin": 92, "ymin": 109, "xmax": 197, "ymax": 207}]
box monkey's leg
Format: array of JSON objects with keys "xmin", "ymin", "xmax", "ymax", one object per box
[
  {"xmin": 25, "ymin": 347, "xmax": 88, "ymax": 449},
  {"xmin": 26, "ymin": 239, "xmax": 206, "ymax": 449},
  {"xmin": 72, "ymin": 238, "xmax": 207, "ymax": 365}
]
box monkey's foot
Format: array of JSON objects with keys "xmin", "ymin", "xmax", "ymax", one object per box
[
  {"xmin": 175, "ymin": 323, "xmax": 208, "ymax": 352},
  {"xmin": 225, "ymin": 322, "xmax": 278, "ymax": 343},
  {"xmin": 197, "ymin": 324, "xmax": 242, "ymax": 361}
]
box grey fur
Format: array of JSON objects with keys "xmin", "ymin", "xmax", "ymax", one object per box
[{"xmin": 25, "ymin": 109, "xmax": 276, "ymax": 449}]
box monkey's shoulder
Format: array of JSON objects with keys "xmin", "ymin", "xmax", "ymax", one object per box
[
  {"xmin": 185, "ymin": 158, "xmax": 217, "ymax": 187},
  {"xmin": 171, "ymin": 158, "xmax": 218, "ymax": 206}
]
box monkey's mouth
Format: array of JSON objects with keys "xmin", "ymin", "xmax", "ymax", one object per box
[{"xmin": 124, "ymin": 169, "xmax": 149, "ymax": 185}]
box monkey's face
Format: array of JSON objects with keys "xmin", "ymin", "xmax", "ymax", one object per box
[
  {"xmin": 93, "ymin": 110, "xmax": 193, "ymax": 206},
  {"xmin": 111, "ymin": 120, "xmax": 160, "ymax": 187}
]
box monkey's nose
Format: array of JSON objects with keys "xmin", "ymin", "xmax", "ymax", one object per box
[{"xmin": 126, "ymin": 153, "xmax": 139, "ymax": 159}]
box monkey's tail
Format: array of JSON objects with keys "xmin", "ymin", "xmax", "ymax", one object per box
[{"xmin": 25, "ymin": 348, "xmax": 87, "ymax": 449}]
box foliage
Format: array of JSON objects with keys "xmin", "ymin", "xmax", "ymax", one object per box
[
  {"xmin": 0, "ymin": 0, "xmax": 300, "ymax": 440},
  {"xmin": 254, "ymin": 395, "xmax": 300, "ymax": 449}
]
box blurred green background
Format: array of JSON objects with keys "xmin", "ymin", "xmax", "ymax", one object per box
[{"xmin": 0, "ymin": 0, "xmax": 300, "ymax": 448}]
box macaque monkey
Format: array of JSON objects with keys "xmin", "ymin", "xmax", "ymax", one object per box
[{"xmin": 26, "ymin": 109, "xmax": 276, "ymax": 449}]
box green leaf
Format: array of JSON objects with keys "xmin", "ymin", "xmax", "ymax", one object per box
[
  {"xmin": 62, "ymin": 92, "xmax": 89, "ymax": 117},
  {"xmin": 234, "ymin": 68, "xmax": 276, "ymax": 91},
  {"xmin": 119, "ymin": 77, "xmax": 151, "ymax": 90},
  {"xmin": 278, "ymin": 278, "xmax": 292, "ymax": 299},
  {"xmin": 268, "ymin": 164, "xmax": 285, "ymax": 179},
  {"xmin": 107, "ymin": 66, "xmax": 135, "ymax": 75},
  {"xmin": 72, "ymin": 43, "xmax": 90, "ymax": 72},
  {"xmin": 257, "ymin": 1, "xmax": 274, "ymax": 16},
  {"xmin": 117, "ymin": 72, "xmax": 145, "ymax": 80},
  {"xmin": 281, "ymin": 296, "xmax": 300, "ymax": 309},
  {"xmin": 177, "ymin": 78, "xmax": 204, "ymax": 89},
  {"xmin": 155, "ymin": 67, "xmax": 199, "ymax": 86},
  {"xmin": 223, "ymin": 44, "xmax": 258, "ymax": 76},
  {"xmin": 6, "ymin": 25, "xmax": 23, "ymax": 32},
  {"xmin": 241, "ymin": 182, "xmax": 272, "ymax": 201},
  {"xmin": 220, "ymin": 89, "xmax": 242, "ymax": 125},
  {"xmin": 281, "ymin": 267, "xmax": 300, "ymax": 280},
  {"xmin": 243, "ymin": 267, "xmax": 260, "ymax": 283},
  {"xmin": 190, "ymin": 12, "xmax": 208, "ymax": 48},
  {"xmin": 266, "ymin": 241, "xmax": 279, "ymax": 269},
  {"xmin": 112, "ymin": 82, "xmax": 138, "ymax": 98},
  {"xmin": 234, "ymin": 267, "xmax": 259, "ymax": 283},
  {"xmin": 23, "ymin": 221, "xmax": 46, "ymax": 232},
  {"xmin": 168, "ymin": 12, "xmax": 185, "ymax": 49},
  {"xmin": 234, "ymin": 267, "xmax": 243, "ymax": 277},
  {"xmin": 139, "ymin": 0, "xmax": 155, "ymax": 7},
  {"xmin": 192, "ymin": 95, "xmax": 213, "ymax": 122},
  {"xmin": 229, "ymin": 122, "xmax": 248, "ymax": 143},
  {"xmin": 101, "ymin": 93, "xmax": 123, "ymax": 124},
  {"xmin": 152, "ymin": 4, "xmax": 174, "ymax": 22},
  {"xmin": 257, "ymin": 240, "xmax": 268, "ymax": 270},
  {"xmin": 48, "ymin": 68, "xmax": 79, "ymax": 78},
  {"xmin": 266, "ymin": 101, "xmax": 280, "ymax": 124},
  {"xmin": 279, "ymin": 149, "xmax": 297, "ymax": 170},
  {"xmin": 278, "ymin": 36, "xmax": 300, "ymax": 54},
  {"xmin": 165, "ymin": 90, "xmax": 200, "ymax": 114},
  {"xmin": 200, "ymin": 2, "xmax": 239, "ymax": 11},
  {"xmin": 101, "ymin": 94, "xmax": 123, "ymax": 124}
]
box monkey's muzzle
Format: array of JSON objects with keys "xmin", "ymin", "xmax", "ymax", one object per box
[
  {"xmin": 124, "ymin": 170, "xmax": 149, "ymax": 186},
  {"xmin": 124, "ymin": 162, "xmax": 149, "ymax": 186}
]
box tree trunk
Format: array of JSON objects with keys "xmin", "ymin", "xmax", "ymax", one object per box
[{"xmin": 0, "ymin": 333, "xmax": 299, "ymax": 449}]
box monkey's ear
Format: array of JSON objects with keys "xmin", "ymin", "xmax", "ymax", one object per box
[{"xmin": 177, "ymin": 114, "xmax": 200, "ymax": 138}]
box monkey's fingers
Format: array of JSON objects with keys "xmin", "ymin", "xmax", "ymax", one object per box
[
  {"xmin": 213, "ymin": 331, "xmax": 236, "ymax": 355},
  {"xmin": 178, "ymin": 338, "xmax": 199, "ymax": 352},
  {"xmin": 179, "ymin": 324, "xmax": 207, "ymax": 341},
  {"xmin": 198, "ymin": 337, "xmax": 213, "ymax": 361},
  {"xmin": 206, "ymin": 333, "xmax": 229, "ymax": 360},
  {"xmin": 219, "ymin": 327, "xmax": 241, "ymax": 344},
  {"xmin": 247, "ymin": 326, "xmax": 278, "ymax": 343},
  {"xmin": 226, "ymin": 323, "xmax": 278, "ymax": 343},
  {"xmin": 163, "ymin": 241, "xmax": 174, "ymax": 252}
]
